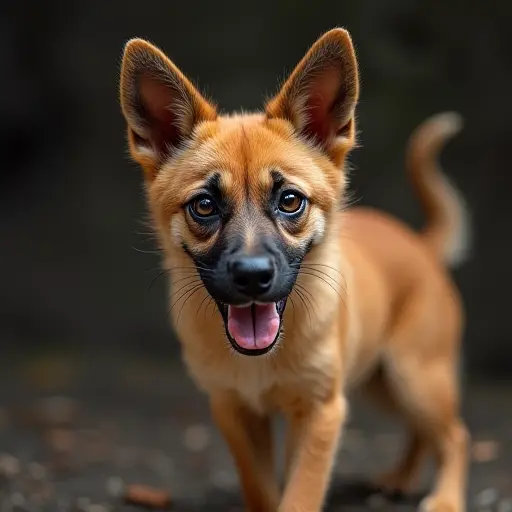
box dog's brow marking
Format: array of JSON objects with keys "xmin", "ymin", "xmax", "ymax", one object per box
[
  {"xmin": 270, "ymin": 170, "xmax": 285, "ymax": 196},
  {"xmin": 204, "ymin": 172, "xmax": 221, "ymax": 192},
  {"xmin": 271, "ymin": 170, "xmax": 285, "ymax": 186}
]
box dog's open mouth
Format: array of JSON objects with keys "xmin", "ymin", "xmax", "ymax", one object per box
[{"xmin": 217, "ymin": 299, "xmax": 287, "ymax": 356}]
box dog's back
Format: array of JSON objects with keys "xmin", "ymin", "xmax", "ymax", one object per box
[{"xmin": 340, "ymin": 112, "xmax": 470, "ymax": 388}]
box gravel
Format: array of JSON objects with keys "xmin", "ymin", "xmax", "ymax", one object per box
[{"xmin": 0, "ymin": 354, "xmax": 510, "ymax": 511}]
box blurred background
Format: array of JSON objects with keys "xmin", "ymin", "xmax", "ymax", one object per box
[
  {"xmin": 1, "ymin": 0, "xmax": 510, "ymax": 374},
  {"xmin": 0, "ymin": 1, "xmax": 510, "ymax": 511}
]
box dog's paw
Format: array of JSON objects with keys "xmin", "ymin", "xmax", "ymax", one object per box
[{"xmin": 419, "ymin": 495, "xmax": 463, "ymax": 512}]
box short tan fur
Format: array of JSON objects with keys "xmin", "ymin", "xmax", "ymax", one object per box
[{"xmin": 120, "ymin": 28, "xmax": 470, "ymax": 512}]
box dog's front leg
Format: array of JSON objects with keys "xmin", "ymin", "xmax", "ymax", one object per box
[
  {"xmin": 210, "ymin": 392, "xmax": 280, "ymax": 512},
  {"xmin": 280, "ymin": 393, "xmax": 346, "ymax": 512}
]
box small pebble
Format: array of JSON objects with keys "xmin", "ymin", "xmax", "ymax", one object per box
[
  {"xmin": 125, "ymin": 484, "xmax": 172, "ymax": 510},
  {"xmin": 106, "ymin": 476, "xmax": 125, "ymax": 498},
  {"xmin": 183, "ymin": 424, "xmax": 211, "ymax": 452},
  {"xmin": 476, "ymin": 488, "xmax": 500, "ymax": 508}
]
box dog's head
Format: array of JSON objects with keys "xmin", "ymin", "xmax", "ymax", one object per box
[{"xmin": 119, "ymin": 29, "xmax": 359, "ymax": 356}]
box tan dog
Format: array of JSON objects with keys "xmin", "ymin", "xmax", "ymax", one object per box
[{"xmin": 119, "ymin": 28, "xmax": 470, "ymax": 512}]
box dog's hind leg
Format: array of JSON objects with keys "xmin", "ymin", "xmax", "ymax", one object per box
[
  {"xmin": 380, "ymin": 297, "xmax": 469, "ymax": 512},
  {"xmin": 364, "ymin": 368, "xmax": 428, "ymax": 495},
  {"xmin": 375, "ymin": 429, "xmax": 428, "ymax": 495}
]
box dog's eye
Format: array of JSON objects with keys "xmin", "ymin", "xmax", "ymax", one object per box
[
  {"xmin": 278, "ymin": 191, "xmax": 304, "ymax": 214},
  {"xmin": 189, "ymin": 195, "xmax": 218, "ymax": 219}
]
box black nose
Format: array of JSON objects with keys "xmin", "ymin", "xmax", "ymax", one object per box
[{"xmin": 228, "ymin": 256, "xmax": 275, "ymax": 297}]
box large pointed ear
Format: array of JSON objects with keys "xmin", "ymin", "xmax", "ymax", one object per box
[
  {"xmin": 119, "ymin": 39, "xmax": 217, "ymax": 178},
  {"xmin": 266, "ymin": 28, "xmax": 359, "ymax": 157}
]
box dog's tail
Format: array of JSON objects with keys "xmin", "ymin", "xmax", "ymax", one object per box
[{"xmin": 406, "ymin": 111, "xmax": 471, "ymax": 268}]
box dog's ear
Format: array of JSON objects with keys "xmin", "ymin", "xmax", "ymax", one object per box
[
  {"xmin": 119, "ymin": 39, "xmax": 217, "ymax": 179},
  {"xmin": 266, "ymin": 28, "xmax": 359, "ymax": 158}
]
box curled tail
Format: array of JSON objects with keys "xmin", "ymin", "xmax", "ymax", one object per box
[{"xmin": 406, "ymin": 111, "xmax": 471, "ymax": 268}]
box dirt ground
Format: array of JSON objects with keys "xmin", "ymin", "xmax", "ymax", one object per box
[{"xmin": 0, "ymin": 352, "xmax": 510, "ymax": 511}]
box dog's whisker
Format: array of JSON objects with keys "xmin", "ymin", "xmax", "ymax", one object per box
[
  {"xmin": 287, "ymin": 295, "xmax": 297, "ymax": 324},
  {"xmin": 282, "ymin": 268, "xmax": 346, "ymax": 299},
  {"xmin": 133, "ymin": 230, "xmax": 159, "ymax": 237},
  {"xmin": 294, "ymin": 282, "xmax": 321, "ymax": 327},
  {"xmin": 298, "ymin": 271, "xmax": 345, "ymax": 299},
  {"xmin": 296, "ymin": 289, "xmax": 314, "ymax": 331},
  {"xmin": 168, "ymin": 269, "xmax": 200, "ymax": 277},
  {"xmin": 292, "ymin": 262, "xmax": 343, "ymax": 274},
  {"xmin": 298, "ymin": 267, "xmax": 346, "ymax": 288},
  {"xmin": 176, "ymin": 286, "xmax": 207, "ymax": 328},
  {"xmin": 292, "ymin": 287, "xmax": 313, "ymax": 331},
  {"xmin": 144, "ymin": 266, "xmax": 168, "ymax": 274},
  {"xmin": 170, "ymin": 275, "xmax": 205, "ymax": 289},
  {"xmin": 292, "ymin": 262, "xmax": 348, "ymax": 286},
  {"xmin": 149, "ymin": 271, "xmax": 205, "ymax": 294},
  {"xmin": 168, "ymin": 277, "xmax": 202, "ymax": 292},
  {"xmin": 170, "ymin": 283, "xmax": 205, "ymax": 316},
  {"xmin": 147, "ymin": 269, "xmax": 172, "ymax": 292},
  {"xmin": 196, "ymin": 292, "xmax": 213, "ymax": 321},
  {"xmin": 166, "ymin": 266, "xmax": 200, "ymax": 271},
  {"xmin": 204, "ymin": 296, "xmax": 215, "ymax": 322},
  {"xmin": 131, "ymin": 245, "xmax": 163, "ymax": 255},
  {"xmin": 299, "ymin": 271, "xmax": 348, "ymax": 312},
  {"xmin": 168, "ymin": 280, "xmax": 204, "ymax": 303},
  {"xmin": 167, "ymin": 265, "xmax": 214, "ymax": 273},
  {"xmin": 210, "ymin": 298, "xmax": 218, "ymax": 318},
  {"xmin": 294, "ymin": 283, "xmax": 320, "ymax": 316}
]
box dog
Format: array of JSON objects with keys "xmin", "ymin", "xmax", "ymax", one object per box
[{"xmin": 119, "ymin": 28, "xmax": 470, "ymax": 512}]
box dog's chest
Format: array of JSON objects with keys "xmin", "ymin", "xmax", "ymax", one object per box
[
  {"xmin": 185, "ymin": 340, "xmax": 340, "ymax": 415},
  {"xmin": 232, "ymin": 364, "xmax": 280, "ymax": 413},
  {"xmin": 198, "ymin": 357, "xmax": 282, "ymax": 413}
]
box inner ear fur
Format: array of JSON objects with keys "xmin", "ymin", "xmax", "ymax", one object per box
[
  {"xmin": 119, "ymin": 38, "xmax": 217, "ymax": 179},
  {"xmin": 266, "ymin": 28, "xmax": 359, "ymax": 159}
]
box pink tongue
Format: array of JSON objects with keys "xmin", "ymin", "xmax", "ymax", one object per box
[{"xmin": 227, "ymin": 303, "xmax": 280, "ymax": 350}]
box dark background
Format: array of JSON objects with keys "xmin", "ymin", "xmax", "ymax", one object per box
[{"xmin": 1, "ymin": 0, "xmax": 510, "ymax": 378}]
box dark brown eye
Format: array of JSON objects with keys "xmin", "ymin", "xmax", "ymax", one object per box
[
  {"xmin": 190, "ymin": 195, "xmax": 217, "ymax": 218},
  {"xmin": 278, "ymin": 191, "xmax": 304, "ymax": 214}
]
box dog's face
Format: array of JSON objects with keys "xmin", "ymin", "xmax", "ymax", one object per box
[{"xmin": 120, "ymin": 29, "xmax": 359, "ymax": 355}]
